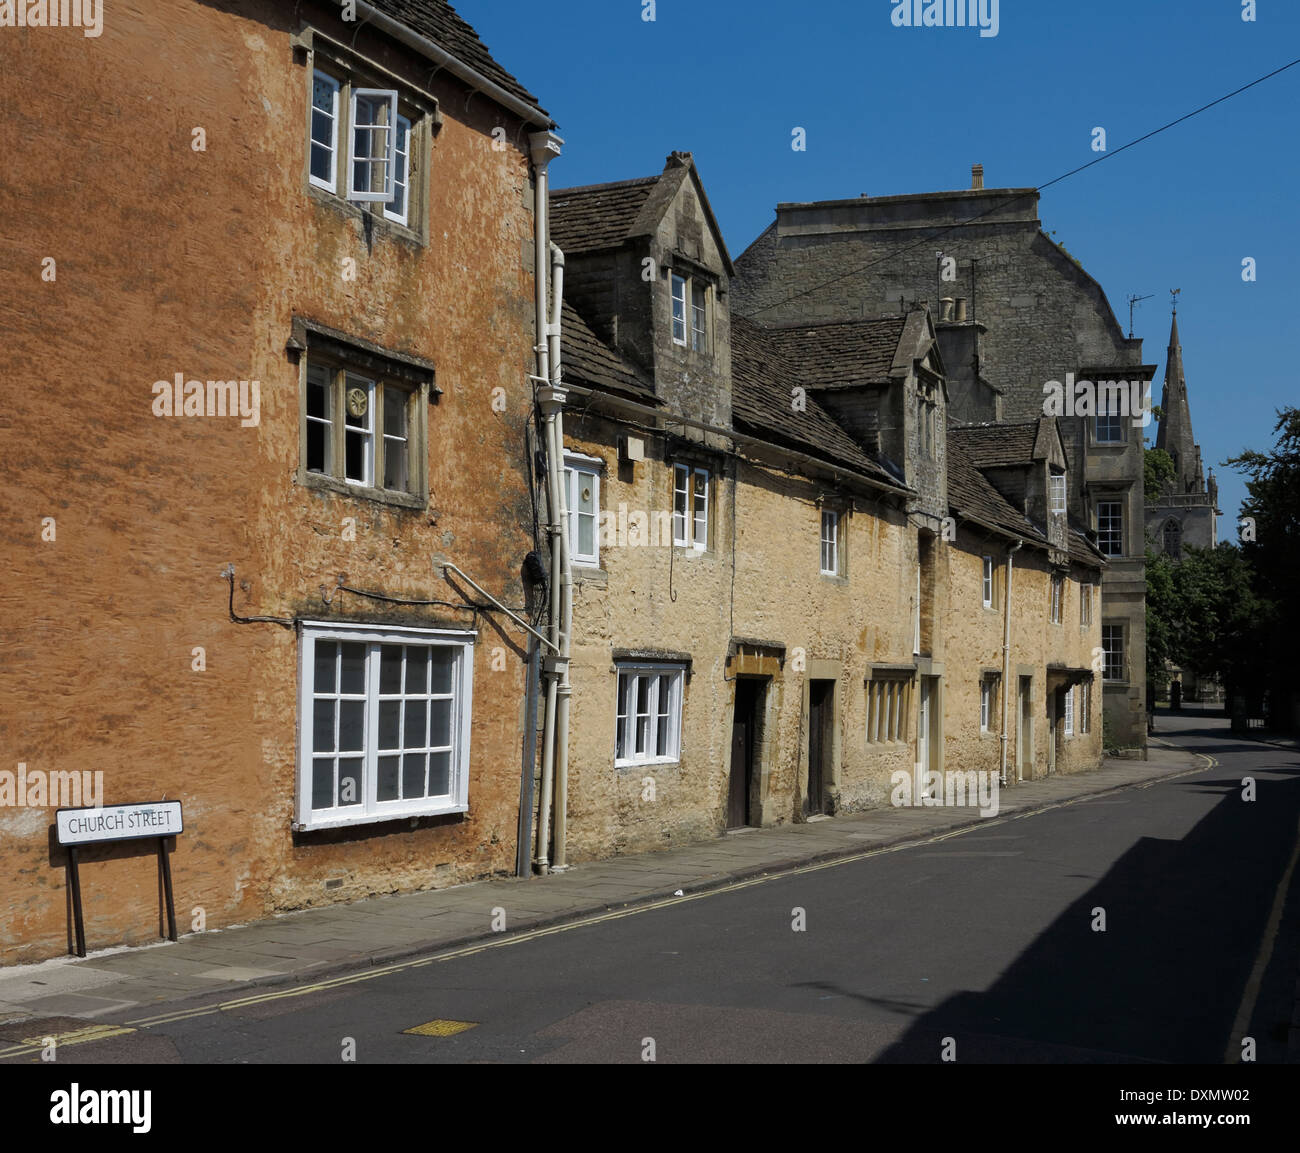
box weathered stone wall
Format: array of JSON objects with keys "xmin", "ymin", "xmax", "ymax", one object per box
[
  {"xmin": 0, "ymin": 0, "xmax": 540, "ymax": 962},
  {"xmin": 733, "ymin": 187, "xmax": 1146, "ymax": 747}
]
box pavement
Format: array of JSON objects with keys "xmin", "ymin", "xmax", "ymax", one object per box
[{"xmin": 0, "ymin": 744, "xmax": 1208, "ymax": 1030}]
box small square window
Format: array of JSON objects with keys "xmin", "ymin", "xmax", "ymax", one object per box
[
  {"xmin": 615, "ymin": 665, "xmax": 684, "ymax": 765},
  {"xmin": 301, "ymin": 344, "xmax": 428, "ymax": 503}
]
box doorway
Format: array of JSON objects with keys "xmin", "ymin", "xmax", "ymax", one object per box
[
  {"xmin": 1047, "ymin": 687, "xmax": 1059, "ymax": 776},
  {"xmin": 807, "ymin": 679, "xmax": 834, "ymax": 816},
  {"xmin": 917, "ymin": 675, "xmax": 940, "ymax": 800},
  {"xmin": 1017, "ymin": 676, "xmax": 1033, "ymax": 780},
  {"xmin": 728, "ymin": 679, "xmax": 764, "ymax": 829}
]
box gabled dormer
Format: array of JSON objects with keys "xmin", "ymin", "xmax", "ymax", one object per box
[
  {"xmin": 949, "ymin": 416, "xmax": 1072, "ymax": 558},
  {"xmin": 550, "ymin": 151, "xmax": 733, "ymax": 426}
]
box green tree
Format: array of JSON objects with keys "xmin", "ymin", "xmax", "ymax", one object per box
[
  {"xmin": 1223, "ymin": 407, "xmax": 1300, "ymax": 724},
  {"xmin": 1144, "ymin": 447, "xmax": 1175, "ymax": 502}
]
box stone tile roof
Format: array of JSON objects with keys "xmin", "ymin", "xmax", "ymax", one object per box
[
  {"xmin": 560, "ymin": 300, "xmax": 656, "ymax": 403},
  {"xmin": 1067, "ymin": 525, "xmax": 1107, "ymax": 568},
  {"xmin": 370, "ymin": 0, "xmax": 545, "ymax": 112},
  {"xmin": 949, "ymin": 421, "xmax": 1041, "ymax": 468},
  {"xmin": 549, "ymin": 177, "xmax": 661, "ymax": 254},
  {"xmin": 760, "ymin": 316, "xmax": 907, "ymax": 390},
  {"xmin": 730, "ymin": 317, "xmax": 905, "ymax": 489},
  {"xmin": 946, "ymin": 437, "xmax": 1047, "ymax": 546}
]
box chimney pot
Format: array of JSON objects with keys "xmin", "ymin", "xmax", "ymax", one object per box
[
  {"xmin": 940, "ymin": 297, "xmax": 955, "ymax": 322},
  {"xmin": 971, "ymin": 164, "xmax": 984, "ymax": 190},
  {"xmin": 954, "ymin": 297, "xmax": 968, "ymax": 322}
]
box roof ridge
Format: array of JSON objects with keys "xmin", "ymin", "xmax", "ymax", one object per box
[{"xmin": 550, "ymin": 175, "xmax": 661, "ymax": 196}]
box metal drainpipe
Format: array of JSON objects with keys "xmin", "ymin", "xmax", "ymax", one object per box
[
  {"xmin": 548, "ymin": 245, "xmax": 573, "ymax": 871},
  {"xmin": 999, "ymin": 539, "xmax": 1023, "ymax": 786},
  {"xmin": 529, "ymin": 131, "xmax": 562, "ymax": 874}
]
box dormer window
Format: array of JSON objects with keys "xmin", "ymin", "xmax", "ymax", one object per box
[
  {"xmin": 1049, "ymin": 470, "xmax": 1066, "ymax": 515},
  {"xmin": 669, "ymin": 270, "xmax": 711, "ymax": 353}
]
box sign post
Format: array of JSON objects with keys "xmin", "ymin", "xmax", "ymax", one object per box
[{"xmin": 56, "ymin": 801, "xmax": 184, "ymax": 958}]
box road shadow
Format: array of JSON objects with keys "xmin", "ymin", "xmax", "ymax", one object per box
[{"xmin": 873, "ymin": 758, "xmax": 1300, "ymax": 1063}]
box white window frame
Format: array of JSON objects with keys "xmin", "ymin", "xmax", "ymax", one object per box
[
  {"xmin": 296, "ymin": 621, "xmax": 474, "ymax": 831},
  {"xmin": 982, "ymin": 556, "xmax": 994, "ymax": 608},
  {"xmin": 1079, "ymin": 680, "xmax": 1092, "ymax": 733},
  {"xmin": 980, "ymin": 679, "xmax": 991, "ymax": 732},
  {"xmin": 564, "ymin": 452, "xmax": 603, "ymax": 567},
  {"xmin": 310, "ymin": 69, "xmax": 341, "ymax": 192},
  {"xmin": 347, "ymin": 88, "xmax": 399, "ymax": 203},
  {"xmin": 614, "ymin": 664, "xmax": 684, "ymax": 767},
  {"xmin": 1064, "ymin": 685, "xmax": 1075, "ymax": 737},
  {"xmin": 670, "ymin": 274, "xmax": 688, "ymax": 346},
  {"xmin": 691, "ymin": 282, "xmax": 708, "ymax": 352},
  {"xmin": 820, "ymin": 509, "xmax": 839, "ymax": 576},
  {"xmin": 382, "ymin": 112, "xmax": 413, "ymax": 225},
  {"xmin": 343, "ymin": 372, "xmax": 376, "ymax": 488},
  {"xmin": 1049, "ymin": 471, "xmax": 1066, "ymax": 515},
  {"xmin": 673, "ymin": 463, "xmax": 708, "ymax": 550},
  {"xmin": 1050, "ymin": 574, "xmax": 1063, "ymax": 625}
]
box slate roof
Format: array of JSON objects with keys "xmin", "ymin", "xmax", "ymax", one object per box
[
  {"xmin": 549, "ymin": 177, "xmax": 661, "ymax": 254},
  {"xmin": 945, "ymin": 437, "xmax": 1048, "ymax": 546},
  {"xmin": 370, "ymin": 0, "xmax": 545, "ymax": 113},
  {"xmin": 730, "ymin": 316, "xmax": 905, "ymax": 490},
  {"xmin": 1067, "ymin": 525, "xmax": 1108, "ymax": 568},
  {"xmin": 760, "ymin": 316, "xmax": 907, "ymax": 390},
  {"xmin": 949, "ymin": 421, "xmax": 1040, "ymax": 468},
  {"xmin": 560, "ymin": 300, "xmax": 656, "ymax": 403}
]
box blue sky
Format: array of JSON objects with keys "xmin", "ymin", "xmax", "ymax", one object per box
[{"xmin": 463, "ymin": 0, "xmax": 1298, "ymax": 526}]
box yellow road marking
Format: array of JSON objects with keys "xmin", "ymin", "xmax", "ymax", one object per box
[
  {"xmin": 0, "ymin": 1023, "xmax": 136, "ymax": 1061},
  {"xmin": 4, "ymin": 747, "xmax": 1217, "ymax": 1045},
  {"xmin": 403, "ymin": 1018, "xmax": 477, "ymax": 1037}
]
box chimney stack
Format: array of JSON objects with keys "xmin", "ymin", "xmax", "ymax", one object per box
[{"xmin": 971, "ymin": 164, "xmax": 984, "ymax": 190}]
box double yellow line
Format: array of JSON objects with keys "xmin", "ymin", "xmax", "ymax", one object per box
[{"xmin": 0, "ymin": 747, "xmax": 1217, "ymax": 1059}]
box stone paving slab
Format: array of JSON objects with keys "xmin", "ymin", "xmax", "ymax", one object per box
[{"xmin": 0, "ymin": 748, "xmax": 1204, "ymax": 1027}]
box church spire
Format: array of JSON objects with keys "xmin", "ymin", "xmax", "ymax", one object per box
[{"xmin": 1155, "ymin": 297, "xmax": 1203, "ymax": 495}]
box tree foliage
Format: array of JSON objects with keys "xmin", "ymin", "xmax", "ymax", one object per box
[{"xmin": 1144, "ymin": 447, "xmax": 1175, "ymax": 502}]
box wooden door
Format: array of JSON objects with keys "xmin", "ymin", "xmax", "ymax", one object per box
[
  {"xmin": 728, "ymin": 680, "xmax": 760, "ymax": 828},
  {"xmin": 807, "ymin": 680, "xmax": 833, "ymax": 816}
]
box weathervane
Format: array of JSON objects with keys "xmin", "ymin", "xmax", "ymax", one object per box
[{"xmin": 1170, "ymin": 287, "xmax": 1181, "ymax": 314}]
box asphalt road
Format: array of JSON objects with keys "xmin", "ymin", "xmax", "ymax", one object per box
[{"xmin": 15, "ymin": 712, "xmax": 1300, "ymax": 1064}]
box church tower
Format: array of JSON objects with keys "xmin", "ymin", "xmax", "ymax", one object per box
[{"xmin": 1146, "ymin": 303, "xmax": 1218, "ymax": 557}]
